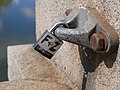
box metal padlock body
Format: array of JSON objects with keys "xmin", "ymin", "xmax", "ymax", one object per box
[
  {"xmin": 33, "ymin": 30, "xmax": 63, "ymax": 59},
  {"xmin": 33, "ymin": 10, "xmax": 79, "ymax": 59}
]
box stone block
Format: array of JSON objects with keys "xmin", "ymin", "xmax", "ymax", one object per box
[
  {"xmin": 0, "ymin": 80, "xmax": 71, "ymax": 90},
  {"xmin": 7, "ymin": 44, "xmax": 62, "ymax": 82}
]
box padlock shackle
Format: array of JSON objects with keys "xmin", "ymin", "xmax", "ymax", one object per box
[{"xmin": 49, "ymin": 21, "xmax": 66, "ymax": 32}]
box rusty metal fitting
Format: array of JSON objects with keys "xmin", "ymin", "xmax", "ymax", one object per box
[
  {"xmin": 90, "ymin": 32, "xmax": 108, "ymax": 52},
  {"xmin": 34, "ymin": 7, "xmax": 119, "ymax": 60},
  {"xmin": 55, "ymin": 7, "xmax": 119, "ymax": 54}
]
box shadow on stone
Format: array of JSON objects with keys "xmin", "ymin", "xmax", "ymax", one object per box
[{"xmin": 78, "ymin": 46, "xmax": 118, "ymax": 90}]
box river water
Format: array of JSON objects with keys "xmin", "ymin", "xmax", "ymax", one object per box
[{"xmin": 0, "ymin": 0, "xmax": 35, "ymax": 81}]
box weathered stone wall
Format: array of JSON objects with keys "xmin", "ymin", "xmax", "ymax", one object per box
[
  {"xmin": 36, "ymin": 0, "xmax": 120, "ymax": 90},
  {"xmin": 0, "ymin": 0, "xmax": 119, "ymax": 90}
]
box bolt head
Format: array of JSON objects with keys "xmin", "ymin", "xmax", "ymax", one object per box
[{"xmin": 90, "ymin": 33, "xmax": 105, "ymax": 51}]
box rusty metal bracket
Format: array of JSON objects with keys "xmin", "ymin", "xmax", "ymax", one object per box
[
  {"xmin": 54, "ymin": 7, "xmax": 119, "ymax": 53},
  {"xmin": 33, "ymin": 7, "xmax": 119, "ymax": 59}
]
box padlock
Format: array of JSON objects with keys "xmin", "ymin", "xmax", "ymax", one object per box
[
  {"xmin": 33, "ymin": 22, "xmax": 64, "ymax": 59},
  {"xmin": 33, "ymin": 9, "xmax": 79, "ymax": 59}
]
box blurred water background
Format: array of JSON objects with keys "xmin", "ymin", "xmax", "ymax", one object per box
[{"xmin": 0, "ymin": 0, "xmax": 35, "ymax": 81}]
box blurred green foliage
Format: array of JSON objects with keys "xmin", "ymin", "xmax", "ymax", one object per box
[{"xmin": 0, "ymin": 0, "xmax": 12, "ymax": 7}]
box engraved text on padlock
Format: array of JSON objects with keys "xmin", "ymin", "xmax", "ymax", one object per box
[{"xmin": 33, "ymin": 30, "xmax": 63, "ymax": 59}]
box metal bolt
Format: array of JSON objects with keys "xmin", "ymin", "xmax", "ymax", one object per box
[{"xmin": 90, "ymin": 32, "xmax": 107, "ymax": 51}]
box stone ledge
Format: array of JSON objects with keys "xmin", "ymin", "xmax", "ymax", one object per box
[
  {"xmin": 7, "ymin": 44, "xmax": 80, "ymax": 90},
  {"xmin": 7, "ymin": 44, "xmax": 62, "ymax": 82},
  {"xmin": 0, "ymin": 80, "xmax": 71, "ymax": 90}
]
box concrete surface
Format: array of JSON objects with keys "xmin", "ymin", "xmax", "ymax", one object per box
[
  {"xmin": 0, "ymin": 0, "xmax": 119, "ymax": 90},
  {"xmin": 0, "ymin": 80, "xmax": 71, "ymax": 90},
  {"xmin": 7, "ymin": 44, "xmax": 71, "ymax": 90},
  {"xmin": 7, "ymin": 44, "xmax": 62, "ymax": 82}
]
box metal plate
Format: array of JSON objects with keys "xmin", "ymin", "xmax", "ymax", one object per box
[{"xmin": 33, "ymin": 30, "xmax": 63, "ymax": 59}]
